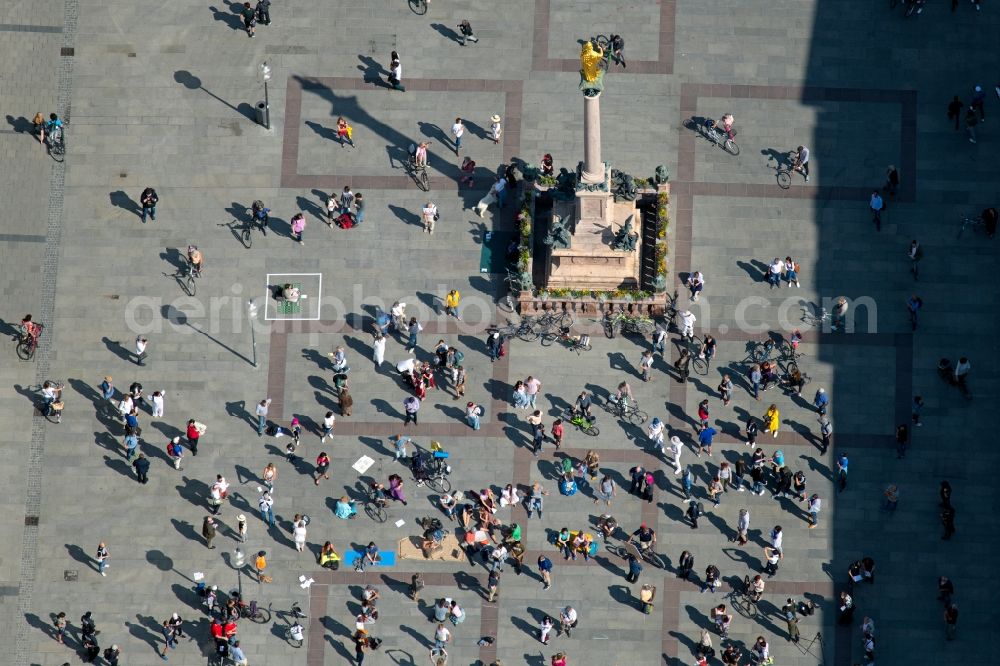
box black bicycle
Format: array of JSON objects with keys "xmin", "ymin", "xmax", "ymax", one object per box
[
  {"xmin": 602, "ymin": 306, "xmax": 655, "ymax": 338},
  {"xmin": 47, "ymin": 127, "xmax": 65, "ymax": 162},
  {"xmin": 233, "ymin": 594, "xmax": 271, "ymax": 623},
  {"xmin": 606, "ymin": 538, "xmax": 666, "ymax": 569},
  {"xmin": 15, "ymin": 324, "xmax": 44, "ymax": 361},
  {"xmin": 541, "ymin": 327, "xmax": 592, "ymax": 354},
  {"xmin": 726, "ymin": 575, "xmax": 760, "ymax": 619},
  {"xmin": 499, "ymin": 316, "xmax": 539, "ymax": 342},
  {"xmin": 406, "ymin": 156, "xmax": 430, "ymax": 191},
  {"xmin": 664, "ymin": 290, "xmax": 679, "ymax": 332},
  {"xmin": 535, "ymin": 311, "xmax": 573, "ymax": 334},
  {"xmin": 602, "ymin": 396, "xmax": 648, "ymax": 425}
]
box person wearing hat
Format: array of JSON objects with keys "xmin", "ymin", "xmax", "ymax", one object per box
[
  {"xmin": 490, "ymin": 114, "xmax": 502, "ymax": 144},
  {"xmin": 168, "ymin": 612, "xmax": 185, "ymax": 638},
  {"xmin": 103, "ymin": 644, "xmax": 121, "ymax": 665},
  {"xmin": 236, "ymin": 514, "xmax": 247, "ymax": 542}
]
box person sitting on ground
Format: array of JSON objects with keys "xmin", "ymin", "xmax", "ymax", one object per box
[
  {"xmin": 335, "ymin": 496, "xmax": 358, "ymax": 520},
  {"xmin": 281, "ymin": 283, "xmax": 300, "ymax": 302},
  {"xmin": 597, "ymin": 514, "xmax": 618, "ymax": 542},
  {"xmin": 319, "ymin": 541, "xmax": 341, "ymax": 569}
]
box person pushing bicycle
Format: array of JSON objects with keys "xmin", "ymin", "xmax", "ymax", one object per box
[
  {"xmin": 629, "ymin": 523, "xmax": 656, "ymax": 552},
  {"xmin": 251, "ymin": 200, "xmax": 270, "ymax": 232},
  {"xmin": 571, "ymin": 390, "xmax": 593, "ymax": 418}
]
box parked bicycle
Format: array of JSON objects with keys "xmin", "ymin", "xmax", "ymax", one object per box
[
  {"xmin": 407, "ymin": 0, "xmax": 428, "ymax": 15},
  {"xmin": 278, "ymin": 602, "xmax": 308, "ymax": 648},
  {"xmin": 602, "ymin": 306, "xmax": 655, "ymax": 338},
  {"xmin": 497, "ymin": 268, "xmax": 526, "ymax": 314},
  {"xmin": 535, "ymin": 311, "xmax": 573, "ymax": 334},
  {"xmin": 602, "ymin": 395, "xmax": 648, "ymax": 425},
  {"xmin": 664, "ymin": 290, "xmax": 679, "ymax": 332},
  {"xmin": 541, "ymin": 326, "xmax": 591, "ymax": 354},
  {"xmin": 957, "ymin": 214, "xmax": 986, "ymax": 240},
  {"xmin": 748, "ymin": 337, "xmax": 776, "ymax": 363},
  {"xmin": 564, "ymin": 409, "xmax": 599, "ymax": 437},
  {"xmin": 230, "ymin": 592, "xmax": 271, "ymax": 623},
  {"xmin": 800, "ymin": 304, "xmax": 831, "ymax": 328},
  {"xmin": 606, "ymin": 536, "xmax": 666, "ymax": 569},
  {"xmin": 498, "ymin": 316, "xmax": 539, "ymax": 342},
  {"xmin": 423, "ymin": 455, "xmax": 452, "ymax": 494}
]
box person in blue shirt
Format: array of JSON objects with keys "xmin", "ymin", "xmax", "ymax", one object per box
[
  {"xmin": 813, "ymin": 388, "xmax": 829, "ymax": 415},
  {"xmin": 697, "ymin": 426, "xmax": 717, "ymax": 457},
  {"xmin": 559, "ymin": 473, "xmax": 577, "ymax": 496}
]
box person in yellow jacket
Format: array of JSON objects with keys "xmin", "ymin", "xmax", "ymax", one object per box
[
  {"xmin": 444, "ymin": 290, "xmax": 461, "ymax": 320},
  {"xmin": 764, "ymin": 404, "xmax": 780, "ymax": 438},
  {"xmin": 320, "ymin": 541, "xmax": 341, "ymax": 569}
]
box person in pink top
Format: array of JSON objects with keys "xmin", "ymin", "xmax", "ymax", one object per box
[
  {"xmin": 291, "ymin": 213, "xmax": 306, "ymax": 244},
  {"xmin": 524, "ymin": 375, "xmax": 542, "ymax": 409}
]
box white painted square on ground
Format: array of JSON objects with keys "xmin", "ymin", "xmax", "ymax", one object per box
[{"xmin": 264, "ymin": 273, "xmax": 323, "ymax": 320}]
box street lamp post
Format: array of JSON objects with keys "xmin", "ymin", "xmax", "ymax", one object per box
[
  {"xmin": 259, "ymin": 61, "xmax": 272, "ymax": 130},
  {"xmin": 247, "ymin": 299, "xmax": 259, "ymax": 368}
]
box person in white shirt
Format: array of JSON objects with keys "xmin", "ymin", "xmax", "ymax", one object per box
[
  {"xmin": 151, "ymin": 390, "xmax": 166, "ymax": 418},
  {"xmin": 489, "ymin": 114, "xmax": 502, "ymax": 144},
  {"xmin": 396, "ymin": 354, "xmax": 417, "ymax": 375},
  {"xmin": 422, "ymin": 201, "xmax": 438, "ymax": 234},
  {"xmin": 680, "ymin": 310, "xmax": 696, "ymax": 339},
  {"xmin": 793, "ymin": 145, "xmax": 809, "ymax": 181},
  {"xmin": 434, "ymin": 623, "xmax": 451, "ymax": 647},
  {"xmin": 686, "ymin": 271, "xmax": 704, "ymax": 301},
  {"xmin": 559, "ymin": 606, "xmax": 578, "ymax": 637},
  {"xmin": 451, "ymin": 117, "xmax": 464, "ymax": 154},
  {"xmin": 767, "ymin": 258, "xmax": 785, "ymax": 288},
  {"xmin": 669, "ymin": 435, "xmax": 683, "ymax": 474},
  {"xmin": 321, "ymin": 412, "xmax": 336, "ymax": 443}
]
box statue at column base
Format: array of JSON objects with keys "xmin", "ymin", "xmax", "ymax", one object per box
[
  {"xmin": 542, "ymin": 215, "xmax": 573, "ymax": 250},
  {"xmin": 611, "ymin": 217, "xmax": 638, "ymax": 253},
  {"xmin": 654, "ymin": 165, "xmax": 670, "ymax": 185}
]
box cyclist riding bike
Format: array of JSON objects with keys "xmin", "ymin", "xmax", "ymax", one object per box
[
  {"xmin": 368, "ymin": 482, "xmax": 388, "ymax": 508},
  {"xmin": 629, "ymin": 523, "xmax": 656, "ymax": 552},
  {"xmin": 187, "ymin": 245, "xmax": 204, "ymax": 277},
  {"xmin": 571, "ymin": 390, "xmax": 593, "ymax": 418},
  {"xmin": 251, "ymin": 200, "xmax": 270, "ymax": 232},
  {"xmin": 19, "ymin": 315, "xmax": 42, "ymax": 344},
  {"xmin": 610, "ymin": 381, "xmax": 634, "ymax": 410},
  {"xmin": 44, "ymin": 113, "xmax": 63, "ymax": 145}
]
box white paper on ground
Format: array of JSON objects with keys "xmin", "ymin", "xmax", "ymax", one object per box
[
  {"xmin": 394, "ymin": 519, "xmax": 406, "ymax": 528},
  {"xmin": 353, "ymin": 455, "xmax": 375, "ymax": 474}
]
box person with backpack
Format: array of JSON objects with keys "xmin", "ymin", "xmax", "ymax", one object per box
[
  {"xmin": 686, "ymin": 500, "xmax": 702, "ymax": 529},
  {"xmin": 167, "ymin": 437, "xmax": 184, "ymax": 470},
  {"xmin": 140, "ymin": 187, "xmax": 158, "ymax": 223}
]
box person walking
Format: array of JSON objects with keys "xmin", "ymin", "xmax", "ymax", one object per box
[
  {"xmin": 354, "ymin": 193, "xmax": 365, "ymax": 225},
  {"xmin": 674, "ymin": 348, "xmax": 691, "ymax": 383},
  {"xmin": 869, "ymin": 190, "xmax": 884, "ymax": 231},
  {"xmin": 763, "ymin": 545, "xmax": 781, "ymax": 577},
  {"xmin": 457, "ymin": 19, "xmax": 479, "ymax": 45},
  {"xmin": 202, "ymin": 516, "xmax": 217, "ymax": 549},
  {"xmin": 735, "ymin": 508, "xmax": 750, "ymax": 545},
  {"xmin": 965, "ymin": 106, "xmax": 978, "ymax": 143},
  {"xmin": 314, "ymin": 451, "xmax": 331, "ymax": 486},
  {"xmin": 668, "ymin": 436, "xmax": 683, "ymax": 474},
  {"xmin": 947, "ymin": 95, "xmax": 964, "ymax": 130},
  {"xmin": 639, "ymin": 349, "xmax": 654, "ymax": 382},
  {"xmin": 372, "ymin": 332, "xmax": 386, "ymax": 368},
  {"xmin": 53, "ymin": 611, "xmax": 67, "ymax": 643},
  {"xmin": 421, "ymin": 201, "xmax": 438, "ymax": 234},
  {"xmin": 818, "ymin": 416, "xmax": 832, "ymax": 454},
  {"xmin": 941, "ymin": 504, "xmax": 956, "ymax": 540},
  {"xmin": 686, "ymin": 500, "xmax": 701, "ymax": 529},
  {"xmin": 444, "ymin": 289, "xmax": 461, "ymax": 319},
  {"xmin": 625, "ymin": 552, "xmax": 642, "ymax": 583},
  {"xmin": 906, "ymin": 294, "xmax": 922, "ymax": 332},
  {"xmin": 882, "ymin": 484, "xmax": 899, "ymax": 512},
  {"xmin": 240, "ymin": 2, "xmax": 256, "ymax": 37},
  {"xmin": 945, "ymin": 604, "xmax": 959, "ymax": 640},
  {"xmin": 764, "ymin": 404, "xmax": 779, "ymax": 438},
  {"xmin": 140, "ymin": 187, "xmax": 159, "ymax": 223},
  {"xmin": 559, "ymin": 607, "xmax": 578, "ymax": 637},
  {"xmin": 537, "ymin": 555, "xmax": 553, "ymax": 589},
  {"xmin": 697, "ymin": 425, "xmax": 717, "ymax": 457},
  {"xmin": 133, "ymin": 452, "xmax": 150, "ymax": 483},
  {"xmin": 291, "ymin": 213, "xmax": 306, "ymax": 244},
  {"xmin": 681, "ymin": 465, "xmax": 694, "ymax": 500},
  {"xmin": 749, "ymin": 364, "xmax": 761, "ymax": 400},
  {"xmin": 160, "ymin": 618, "xmax": 177, "ymax": 659},
  {"xmin": 539, "ymin": 615, "xmax": 554, "ymax": 644},
  {"xmin": 813, "ymin": 388, "xmax": 828, "ymax": 415},
  {"xmin": 186, "ymin": 419, "xmax": 205, "ymax": 456},
  {"xmin": 451, "ymin": 118, "xmax": 465, "ymax": 154},
  {"xmin": 335, "ymin": 116, "xmax": 354, "ymax": 148},
  {"xmin": 971, "ymin": 84, "xmax": 986, "ymax": 120},
  {"xmin": 258, "ymin": 490, "xmax": 275, "ymax": 527},
  {"xmin": 135, "ymin": 336, "xmax": 149, "ymax": 366},
  {"xmin": 884, "ymin": 164, "xmax": 900, "ymax": 198},
  {"xmin": 807, "ymin": 493, "xmax": 821, "ymax": 528},
  {"xmin": 836, "ymin": 453, "xmax": 849, "ymax": 492},
  {"xmin": 95, "ymin": 542, "xmax": 110, "ymax": 576},
  {"xmin": 388, "ymin": 51, "xmax": 404, "ymax": 91},
  {"xmin": 150, "ymin": 390, "xmax": 165, "ymax": 418},
  {"xmin": 909, "ymin": 239, "xmax": 922, "ymax": 279}
]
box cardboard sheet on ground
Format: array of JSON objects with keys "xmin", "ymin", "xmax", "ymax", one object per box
[{"xmin": 397, "ymin": 535, "xmax": 465, "ymax": 561}]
